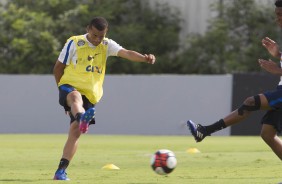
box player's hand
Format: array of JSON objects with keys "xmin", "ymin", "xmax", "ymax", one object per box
[
  {"xmin": 144, "ymin": 54, "xmax": 156, "ymax": 64},
  {"xmin": 262, "ymin": 37, "xmax": 280, "ymax": 58},
  {"xmin": 258, "ymin": 59, "xmax": 282, "ymax": 75}
]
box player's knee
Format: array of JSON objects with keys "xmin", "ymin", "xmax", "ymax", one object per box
[
  {"xmin": 238, "ymin": 95, "xmax": 261, "ymax": 116},
  {"xmin": 243, "ymin": 96, "xmax": 256, "ymax": 106}
]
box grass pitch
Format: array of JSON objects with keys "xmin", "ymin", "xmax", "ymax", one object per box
[{"xmin": 0, "ymin": 134, "xmax": 281, "ymax": 184}]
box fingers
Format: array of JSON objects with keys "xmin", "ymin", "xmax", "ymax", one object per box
[
  {"xmin": 267, "ymin": 37, "xmax": 274, "ymax": 42},
  {"xmin": 258, "ymin": 59, "xmax": 269, "ymax": 66},
  {"xmin": 262, "ymin": 37, "xmax": 275, "ymax": 43},
  {"xmin": 258, "ymin": 58, "xmax": 269, "ymax": 64},
  {"xmin": 144, "ymin": 54, "xmax": 156, "ymax": 64},
  {"xmin": 258, "ymin": 59, "xmax": 264, "ymax": 65},
  {"xmin": 262, "ymin": 37, "xmax": 276, "ymax": 46},
  {"xmin": 258, "ymin": 58, "xmax": 276, "ymax": 67}
]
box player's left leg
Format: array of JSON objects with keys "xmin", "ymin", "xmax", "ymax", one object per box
[
  {"xmin": 54, "ymin": 121, "xmax": 81, "ymax": 180},
  {"xmin": 62, "ymin": 121, "xmax": 81, "ymax": 160},
  {"xmin": 188, "ymin": 94, "xmax": 270, "ymax": 142},
  {"xmin": 223, "ymin": 94, "xmax": 270, "ymax": 125},
  {"xmin": 261, "ymin": 124, "xmax": 282, "ymax": 160}
]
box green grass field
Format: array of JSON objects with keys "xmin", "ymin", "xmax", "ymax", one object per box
[{"xmin": 0, "ymin": 134, "xmax": 281, "ymax": 184}]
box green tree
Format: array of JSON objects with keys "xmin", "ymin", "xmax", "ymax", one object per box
[
  {"xmin": 0, "ymin": 3, "xmax": 60, "ymax": 73},
  {"xmin": 0, "ymin": 0, "xmax": 181, "ymax": 74},
  {"xmin": 176, "ymin": 0, "xmax": 281, "ymax": 74}
]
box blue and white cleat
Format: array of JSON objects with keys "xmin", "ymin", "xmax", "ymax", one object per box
[
  {"xmin": 53, "ymin": 169, "xmax": 70, "ymax": 180},
  {"xmin": 79, "ymin": 107, "xmax": 95, "ymax": 133},
  {"xmin": 187, "ymin": 120, "xmax": 209, "ymax": 142}
]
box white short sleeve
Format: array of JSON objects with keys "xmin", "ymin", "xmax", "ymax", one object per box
[
  {"xmin": 107, "ymin": 39, "xmax": 123, "ymax": 57},
  {"xmin": 58, "ymin": 37, "xmax": 121, "ymax": 64},
  {"xmin": 58, "ymin": 39, "xmax": 76, "ymax": 65}
]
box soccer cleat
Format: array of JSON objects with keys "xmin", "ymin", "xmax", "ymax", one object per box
[
  {"xmin": 187, "ymin": 120, "xmax": 209, "ymax": 142},
  {"xmin": 79, "ymin": 107, "xmax": 95, "ymax": 133},
  {"xmin": 53, "ymin": 169, "xmax": 70, "ymax": 180}
]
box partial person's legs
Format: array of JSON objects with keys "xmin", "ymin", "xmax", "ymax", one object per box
[
  {"xmin": 54, "ymin": 91, "xmax": 84, "ymax": 180},
  {"xmin": 62, "ymin": 122, "xmax": 81, "ymax": 161},
  {"xmin": 53, "ymin": 122, "xmax": 81, "ymax": 180},
  {"xmin": 223, "ymin": 94, "xmax": 270, "ymax": 126},
  {"xmin": 67, "ymin": 91, "xmax": 95, "ymax": 133},
  {"xmin": 66, "ymin": 91, "xmax": 95, "ymax": 133},
  {"xmin": 67, "ymin": 91, "xmax": 85, "ymax": 119},
  {"xmin": 188, "ymin": 94, "xmax": 270, "ymax": 142},
  {"xmin": 261, "ymin": 124, "xmax": 282, "ymax": 160},
  {"xmin": 54, "ymin": 89, "xmax": 95, "ymax": 180}
]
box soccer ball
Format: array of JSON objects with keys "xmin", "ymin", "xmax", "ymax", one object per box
[{"xmin": 151, "ymin": 149, "xmax": 177, "ymax": 175}]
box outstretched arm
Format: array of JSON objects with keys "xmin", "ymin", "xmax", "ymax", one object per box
[
  {"xmin": 262, "ymin": 37, "xmax": 281, "ymax": 58},
  {"xmin": 117, "ymin": 48, "xmax": 156, "ymax": 64}
]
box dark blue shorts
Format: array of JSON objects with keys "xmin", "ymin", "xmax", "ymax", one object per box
[
  {"xmin": 261, "ymin": 85, "xmax": 282, "ymax": 133},
  {"xmin": 58, "ymin": 84, "xmax": 95, "ymax": 124},
  {"xmin": 263, "ymin": 85, "xmax": 282, "ymax": 109}
]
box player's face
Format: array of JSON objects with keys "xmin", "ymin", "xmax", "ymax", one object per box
[
  {"xmin": 87, "ymin": 26, "xmax": 107, "ymax": 46},
  {"xmin": 275, "ymin": 7, "xmax": 282, "ymax": 28}
]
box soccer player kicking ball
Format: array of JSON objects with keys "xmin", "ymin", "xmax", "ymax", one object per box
[
  {"xmin": 187, "ymin": 0, "xmax": 282, "ymax": 163},
  {"xmin": 53, "ymin": 17, "xmax": 156, "ymax": 180}
]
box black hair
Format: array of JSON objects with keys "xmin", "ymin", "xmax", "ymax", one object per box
[
  {"xmin": 89, "ymin": 17, "xmax": 108, "ymax": 31},
  {"xmin": 275, "ymin": 0, "xmax": 282, "ymax": 7}
]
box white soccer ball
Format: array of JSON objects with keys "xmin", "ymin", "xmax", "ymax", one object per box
[{"xmin": 151, "ymin": 149, "xmax": 177, "ymax": 175}]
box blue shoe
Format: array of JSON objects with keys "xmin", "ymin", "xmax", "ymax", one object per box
[
  {"xmin": 53, "ymin": 169, "xmax": 70, "ymax": 180},
  {"xmin": 79, "ymin": 107, "xmax": 95, "ymax": 133},
  {"xmin": 187, "ymin": 120, "xmax": 209, "ymax": 142}
]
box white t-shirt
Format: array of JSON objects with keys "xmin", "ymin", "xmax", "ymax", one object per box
[{"xmin": 58, "ymin": 34, "xmax": 123, "ymax": 65}]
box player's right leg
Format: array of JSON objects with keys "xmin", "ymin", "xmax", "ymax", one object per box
[
  {"xmin": 261, "ymin": 119, "xmax": 282, "ymax": 160},
  {"xmin": 260, "ymin": 86, "xmax": 282, "ymax": 160},
  {"xmin": 79, "ymin": 107, "xmax": 95, "ymax": 133}
]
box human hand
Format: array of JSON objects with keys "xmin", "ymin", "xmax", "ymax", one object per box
[
  {"xmin": 262, "ymin": 37, "xmax": 280, "ymax": 58},
  {"xmin": 144, "ymin": 54, "xmax": 156, "ymax": 64},
  {"xmin": 258, "ymin": 59, "xmax": 282, "ymax": 75}
]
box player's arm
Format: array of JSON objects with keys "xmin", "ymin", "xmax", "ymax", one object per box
[
  {"xmin": 262, "ymin": 37, "xmax": 281, "ymax": 58},
  {"xmin": 117, "ymin": 48, "xmax": 156, "ymax": 64},
  {"xmin": 53, "ymin": 38, "xmax": 74, "ymax": 85},
  {"xmin": 53, "ymin": 60, "xmax": 66, "ymax": 85}
]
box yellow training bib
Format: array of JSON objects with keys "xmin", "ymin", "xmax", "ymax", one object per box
[{"xmin": 59, "ymin": 35, "xmax": 108, "ymax": 104}]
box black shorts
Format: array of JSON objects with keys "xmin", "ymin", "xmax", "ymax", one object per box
[
  {"xmin": 261, "ymin": 110, "xmax": 282, "ymax": 133},
  {"xmin": 58, "ymin": 84, "xmax": 96, "ymax": 124},
  {"xmin": 261, "ymin": 85, "xmax": 282, "ymax": 133}
]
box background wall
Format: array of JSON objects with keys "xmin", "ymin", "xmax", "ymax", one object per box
[{"xmin": 0, "ymin": 75, "xmax": 232, "ymax": 135}]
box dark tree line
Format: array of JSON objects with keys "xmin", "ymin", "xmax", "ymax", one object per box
[{"xmin": 0, "ymin": 0, "xmax": 280, "ymax": 74}]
